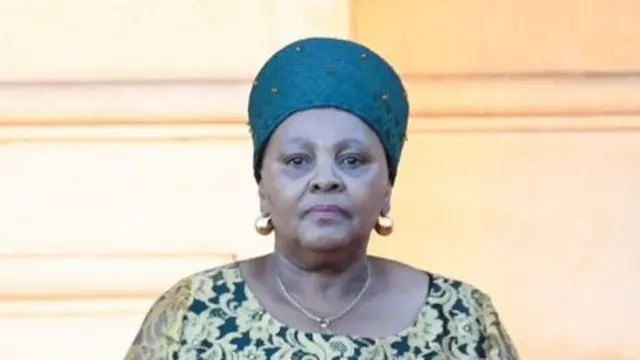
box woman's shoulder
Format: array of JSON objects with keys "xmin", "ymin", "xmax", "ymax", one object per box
[
  {"xmin": 374, "ymin": 257, "xmax": 493, "ymax": 306},
  {"xmin": 427, "ymin": 271, "xmax": 494, "ymax": 310},
  {"xmin": 410, "ymin": 270, "xmax": 519, "ymax": 359},
  {"xmin": 376, "ymin": 257, "xmax": 498, "ymax": 316},
  {"xmin": 160, "ymin": 261, "xmax": 243, "ymax": 300},
  {"xmin": 130, "ymin": 263, "xmax": 242, "ymax": 338},
  {"xmin": 427, "ymin": 272, "xmax": 520, "ymax": 358},
  {"xmin": 425, "ymin": 269, "xmax": 516, "ymax": 344},
  {"xmin": 124, "ymin": 263, "xmax": 243, "ymax": 358}
]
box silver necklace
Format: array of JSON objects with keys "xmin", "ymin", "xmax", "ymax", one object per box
[{"xmin": 276, "ymin": 262, "xmax": 372, "ymax": 330}]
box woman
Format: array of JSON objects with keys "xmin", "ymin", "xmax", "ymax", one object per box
[{"xmin": 125, "ymin": 37, "xmax": 519, "ymax": 359}]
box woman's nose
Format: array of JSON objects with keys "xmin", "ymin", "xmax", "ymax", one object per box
[
  {"xmin": 310, "ymin": 178, "xmax": 344, "ymax": 193},
  {"xmin": 309, "ymin": 161, "xmax": 345, "ymax": 193}
]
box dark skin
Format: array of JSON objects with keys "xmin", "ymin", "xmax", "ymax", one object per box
[{"xmin": 239, "ymin": 108, "xmax": 429, "ymax": 337}]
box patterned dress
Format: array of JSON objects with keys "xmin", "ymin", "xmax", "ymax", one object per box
[{"xmin": 125, "ymin": 263, "xmax": 519, "ymax": 359}]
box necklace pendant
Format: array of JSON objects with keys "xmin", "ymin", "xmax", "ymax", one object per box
[{"xmin": 318, "ymin": 319, "xmax": 330, "ymax": 329}]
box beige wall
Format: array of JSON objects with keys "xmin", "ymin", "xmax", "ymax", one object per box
[
  {"xmin": 353, "ymin": 1, "xmax": 640, "ymax": 359},
  {"xmin": 351, "ymin": 0, "xmax": 640, "ymax": 74},
  {"xmin": 1, "ymin": 0, "xmax": 639, "ymax": 359}
]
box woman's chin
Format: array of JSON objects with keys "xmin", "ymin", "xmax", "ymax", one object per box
[{"xmin": 296, "ymin": 229, "xmax": 354, "ymax": 252}]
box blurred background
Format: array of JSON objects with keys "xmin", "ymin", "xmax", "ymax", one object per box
[{"xmin": 1, "ymin": 0, "xmax": 639, "ymax": 359}]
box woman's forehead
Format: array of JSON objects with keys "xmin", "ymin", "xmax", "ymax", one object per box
[{"xmin": 270, "ymin": 108, "xmax": 381, "ymax": 146}]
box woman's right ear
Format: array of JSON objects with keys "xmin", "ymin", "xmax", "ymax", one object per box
[{"xmin": 258, "ymin": 182, "xmax": 271, "ymax": 215}]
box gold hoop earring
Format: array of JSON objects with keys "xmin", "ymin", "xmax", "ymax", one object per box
[
  {"xmin": 374, "ymin": 214, "xmax": 393, "ymax": 236},
  {"xmin": 254, "ymin": 214, "xmax": 274, "ymax": 236}
]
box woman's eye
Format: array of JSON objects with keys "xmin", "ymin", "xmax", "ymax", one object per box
[
  {"xmin": 340, "ymin": 155, "xmax": 364, "ymax": 167},
  {"xmin": 285, "ymin": 155, "xmax": 309, "ymax": 167}
]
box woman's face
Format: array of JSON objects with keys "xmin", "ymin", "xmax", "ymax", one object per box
[{"xmin": 259, "ymin": 108, "xmax": 391, "ymax": 253}]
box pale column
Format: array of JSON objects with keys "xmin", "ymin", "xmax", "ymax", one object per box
[{"xmin": 0, "ymin": 2, "xmax": 351, "ymax": 360}]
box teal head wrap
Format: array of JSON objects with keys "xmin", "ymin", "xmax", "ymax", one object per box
[{"xmin": 248, "ymin": 37, "xmax": 409, "ymax": 184}]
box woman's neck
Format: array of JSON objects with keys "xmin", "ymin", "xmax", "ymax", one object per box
[{"xmin": 270, "ymin": 252, "xmax": 371, "ymax": 302}]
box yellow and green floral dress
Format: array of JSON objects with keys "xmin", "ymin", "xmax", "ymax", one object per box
[{"xmin": 125, "ymin": 263, "xmax": 519, "ymax": 359}]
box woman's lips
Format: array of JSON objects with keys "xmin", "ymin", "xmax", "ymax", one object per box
[{"xmin": 306, "ymin": 204, "xmax": 350, "ymax": 220}]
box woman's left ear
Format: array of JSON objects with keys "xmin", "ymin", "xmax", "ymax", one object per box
[
  {"xmin": 382, "ymin": 185, "xmax": 392, "ymax": 215},
  {"xmin": 258, "ymin": 182, "xmax": 271, "ymax": 215}
]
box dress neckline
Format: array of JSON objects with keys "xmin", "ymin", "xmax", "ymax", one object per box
[{"xmin": 232, "ymin": 263, "xmax": 435, "ymax": 342}]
